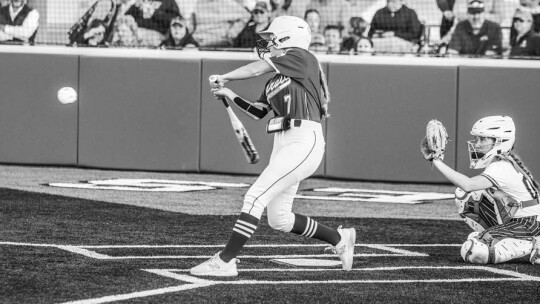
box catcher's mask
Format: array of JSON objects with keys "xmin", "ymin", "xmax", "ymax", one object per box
[
  {"xmin": 255, "ymin": 16, "xmax": 311, "ymax": 59},
  {"xmin": 468, "ymin": 116, "xmax": 515, "ymax": 169}
]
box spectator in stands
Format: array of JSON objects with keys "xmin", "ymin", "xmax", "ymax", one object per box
[
  {"xmin": 81, "ymin": 19, "xmax": 108, "ymax": 47},
  {"xmin": 234, "ymin": 1, "xmax": 270, "ymax": 48},
  {"xmin": 111, "ymin": 15, "xmax": 140, "ymax": 47},
  {"xmin": 341, "ymin": 16, "xmax": 368, "ymax": 52},
  {"xmin": 124, "ymin": 0, "xmax": 181, "ymax": 47},
  {"xmin": 304, "ymin": 9, "xmax": 325, "ymax": 49},
  {"xmin": 354, "ymin": 36, "xmax": 374, "ymax": 55},
  {"xmin": 368, "ymin": 0, "xmax": 422, "ymax": 44},
  {"xmin": 509, "ymin": 8, "xmax": 540, "ymax": 57},
  {"xmin": 517, "ymin": 0, "xmax": 540, "ymax": 33},
  {"xmin": 269, "ymin": 0, "xmax": 291, "ymax": 19},
  {"xmin": 436, "ymin": 0, "xmax": 456, "ymax": 39},
  {"xmin": 0, "ymin": 0, "xmax": 39, "ymax": 44},
  {"xmin": 306, "ymin": 0, "xmax": 352, "ymax": 37},
  {"xmin": 447, "ymin": 0, "xmax": 503, "ymax": 56},
  {"xmin": 193, "ymin": 0, "xmax": 250, "ymax": 47},
  {"xmin": 323, "ymin": 24, "xmax": 342, "ymax": 54},
  {"xmin": 160, "ymin": 16, "xmax": 199, "ymax": 49}
]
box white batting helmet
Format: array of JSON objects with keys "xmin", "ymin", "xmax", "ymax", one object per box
[
  {"xmin": 258, "ymin": 16, "xmax": 311, "ymax": 50},
  {"xmin": 468, "ymin": 116, "xmax": 516, "ymax": 169}
]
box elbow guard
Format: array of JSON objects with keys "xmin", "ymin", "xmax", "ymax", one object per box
[{"xmin": 233, "ymin": 97, "xmax": 268, "ymax": 119}]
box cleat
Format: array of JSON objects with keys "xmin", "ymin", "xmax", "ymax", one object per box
[
  {"xmin": 327, "ymin": 225, "xmax": 356, "ymax": 270},
  {"xmin": 530, "ymin": 237, "xmax": 540, "ymax": 265},
  {"xmin": 190, "ymin": 251, "xmax": 239, "ymax": 277}
]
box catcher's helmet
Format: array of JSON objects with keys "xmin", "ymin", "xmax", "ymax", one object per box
[
  {"xmin": 256, "ymin": 16, "xmax": 311, "ymax": 58},
  {"xmin": 468, "ymin": 116, "xmax": 515, "ymax": 169}
]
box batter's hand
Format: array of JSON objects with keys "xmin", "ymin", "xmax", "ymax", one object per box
[
  {"xmin": 211, "ymin": 87, "xmax": 234, "ymax": 101},
  {"xmin": 209, "ymin": 75, "xmax": 226, "ymax": 89}
]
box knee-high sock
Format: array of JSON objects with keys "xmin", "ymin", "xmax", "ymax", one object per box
[
  {"xmin": 290, "ymin": 214, "xmax": 341, "ymax": 246},
  {"xmin": 220, "ymin": 212, "xmax": 259, "ymax": 262}
]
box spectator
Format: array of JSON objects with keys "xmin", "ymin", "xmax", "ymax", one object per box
[
  {"xmin": 509, "ymin": 9, "xmax": 540, "ymax": 58},
  {"xmin": 323, "ymin": 24, "xmax": 342, "ymax": 54},
  {"xmin": 193, "ymin": 0, "xmax": 250, "ymax": 47},
  {"xmin": 447, "ymin": 0, "xmax": 503, "ymax": 57},
  {"xmin": 354, "ymin": 36, "xmax": 374, "ymax": 55},
  {"xmin": 269, "ymin": 0, "xmax": 291, "ymax": 19},
  {"xmin": 160, "ymin": 16, "xmax": 199, "ymax": 49},
  {"xmin": 306, "ymin": 0, "xmax": 352, "ymax": 37},
  {"xmin": 436, "ymin": 0, "xmax": 456, "ymax": 39},
  {"xmin": 124, "ymin": 0, "xmax": 181, "ymax": 47},
  {"xmin": 0, "ymin": 0, "xmax": 39, "ymax": 44},
  {"xmin": 304, "ymin": 9, "xmax": 325, "ymax": 49},
  {"xmin": 234, "ymin": 1, "xmax": 270, "ymax": 48},
  {"xmin": 341, "ymin": 16, "xmax": 368, "ymax": 52},
  {"xmin": 80, "ymin": 19, "xmax": 108, "ymax": 47},
  {"xmin": 111, "ymin": 15, "xmax": 140, "ymax": 47},
  {"xmin": 517, "ymin": 0, "xmax": 540, "ymax": 33},
  {"xmin": 368, "ymin": 0, "xmax": 422, "ymax": 44}
]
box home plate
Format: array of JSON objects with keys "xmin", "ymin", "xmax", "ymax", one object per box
[{"xmin": 270, "ymin": 258, "xmax": 342, "ymax": 267}]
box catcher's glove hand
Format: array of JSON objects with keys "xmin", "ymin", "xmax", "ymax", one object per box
[{"xmin": 421, "ymin": 119, "xmax": 449, "ymax": 161}]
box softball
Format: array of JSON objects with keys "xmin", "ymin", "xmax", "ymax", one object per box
[{"xmin": 57, "ymin": 87, "xmax": 77, "ymax": 104}]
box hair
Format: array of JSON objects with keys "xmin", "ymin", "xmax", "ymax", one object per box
[
  {"xmin": 323, "ymin": 25, "xmax": 342, "ymax": 36},
  {"xmin": 507, "ymin": 151, "xmax": 540, "ymax": 190},
  {"xmin": 270, "ymin": 0, "xmax": 292, "ymax": 11},
  {"xmin": 319, "ymin": 64, "xmax": 330, "ymax": 119},
  {"xmin": 304, "ymin": 8, "xmax": 320, "ymax": 20}
]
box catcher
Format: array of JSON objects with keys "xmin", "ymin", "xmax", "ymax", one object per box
[{"xmin": 421, "ymin": 116, "xmax": 540, "ymax": 264}]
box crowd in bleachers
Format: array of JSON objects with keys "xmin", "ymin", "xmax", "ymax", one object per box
[{"xmin": 1, "ymin": 0, "xmax": 540, "ymax": 58}]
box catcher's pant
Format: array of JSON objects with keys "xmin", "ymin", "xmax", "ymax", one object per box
[
  {"xmin": 473, "ymin": 198, "xmax": 540, "ymax": 241},
  {"xmin": 242, "ymin": 120, "xmax": 325, "ymax": 232}
]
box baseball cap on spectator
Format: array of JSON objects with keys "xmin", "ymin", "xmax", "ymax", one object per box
[
  {"xmin": 253, "ymin": 1, "xmax": 269, "ymax": 14},
  {"xmin": 513, "ymin": 9, "xmax": 533, "ymax": 23},
  {"xmin": 467, "ymin": 0, "xmax": 485, "ymax": 14}
]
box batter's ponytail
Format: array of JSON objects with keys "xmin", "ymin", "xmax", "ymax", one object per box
[{"xmin": 319, "ymin": 64, "xmax": 330, "ymax": 119}]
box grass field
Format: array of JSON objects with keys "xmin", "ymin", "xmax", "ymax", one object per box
[{"xmin": 1, "ymin": 165, "xmax": 540, "ymax": 304}]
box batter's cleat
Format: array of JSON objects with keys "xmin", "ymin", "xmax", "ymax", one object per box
[
  {"xmin": 327, "ymin": 226, "xmax": 356, "ymax": 270},
  {"xmin": 530, "ymin": 237, "xmax": 540, "ymax": 265},
  {"xmin": 190, "ymin": 251, "xmax": 239, "ymax": 277}
]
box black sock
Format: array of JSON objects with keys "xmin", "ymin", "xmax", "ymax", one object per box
[
  {"xmin": 290, "ymin": 214, "xmax": 341, "ymax": 246},
  {"xmin": 220, "ymin": 212, "xmax": 259, "ymax": 262}
]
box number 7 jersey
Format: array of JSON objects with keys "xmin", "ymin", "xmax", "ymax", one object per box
[{"xmin": 258, "ymin": 48, "xmax": 326, "ymax": 122}]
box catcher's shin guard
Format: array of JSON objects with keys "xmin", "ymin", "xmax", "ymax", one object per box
[
  {"xmin": 461, "ymin": 237, "xmax": 533, "ymax": 264},
  {"xmin": 489, "ymin": 238, "xmax": 533, "ymax": 263}
]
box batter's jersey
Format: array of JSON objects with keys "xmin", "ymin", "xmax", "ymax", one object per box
[
  {"xmin": 482, "ymin": 159, "xmax": 540, "ymax": 218},
  {"xmin": 258, "ymin": 48, "xmax": 325, "ymax": 122}
]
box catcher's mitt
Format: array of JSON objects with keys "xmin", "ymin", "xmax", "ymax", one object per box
[{"xmin": 421, "ymin": 119, "xmax": 449, "ymax": 161}]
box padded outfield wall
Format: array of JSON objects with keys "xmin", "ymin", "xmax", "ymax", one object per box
[{"xmin": 0, "ymin": 46, "xmax": 539, "ymax": 184}]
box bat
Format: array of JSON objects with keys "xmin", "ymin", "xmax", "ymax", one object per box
[{"xmin": 209, "ymin": 76, "xmax": 259, "ymax": 164}]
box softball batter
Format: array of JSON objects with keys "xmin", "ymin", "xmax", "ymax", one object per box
[
  {"xmin": 190, "ymin": 16, "xmax": 356, "ymax": 277},
  {"xmin": 428, "ymin": 116, "xmax": 540, "ymax": 264}
]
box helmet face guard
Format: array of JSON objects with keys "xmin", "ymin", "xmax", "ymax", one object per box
[{"xmin": 256, "ymin": 38, "xmax": 270, "ymax": 59}]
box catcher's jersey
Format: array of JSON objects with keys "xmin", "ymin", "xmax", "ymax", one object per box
[
  {"xmin": 258, "ymin": 48, "xmax": 325, "ymax": 122},
  {"xmin": 482, "ymin": 159, "xmax": 540, "ymax": 218}
]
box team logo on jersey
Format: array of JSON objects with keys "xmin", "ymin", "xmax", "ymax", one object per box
[{"xmin": 266, "ymin": 75, "xmax": 291, "ymax": 99}]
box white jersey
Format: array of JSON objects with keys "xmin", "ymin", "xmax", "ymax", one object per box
[{"xmin": 482, "ymin": 159, "xmax": 540, "ymax": 218}]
